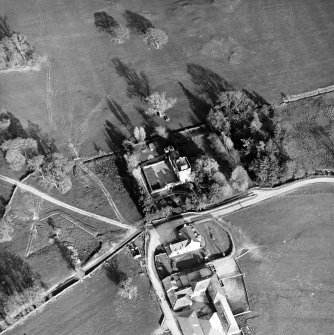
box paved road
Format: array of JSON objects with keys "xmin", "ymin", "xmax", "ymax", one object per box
[
  {"xmin": 146, "ymin": 228, "xmax": 182, "ymax": 335},
  {"xmin": 210, "ymin": 177, "xmax": 334, "ymax": 218},
  {"xmin": 0, "ymin": 174, "xmax": 134, "ymax": 231},
  {"xmin": 147, "ymin": 177, "xmax": 334, "ymax": 334}
]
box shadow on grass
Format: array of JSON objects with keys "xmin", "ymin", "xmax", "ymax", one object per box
[
  {"xmin": 26, "ymin": 120, "xmax": 57, "ymax": 155},
  {"xmin": 0, "ymin": 16, "xmax": 11, "ymax": 40},
  {"xmin": 123, "ymin": 10, "xmax": 154, "ymax": 34},
  {"xmin": 243, "ymin": 89, "xmax": 269, "ymax": 106},
  {"xmin": 106, "ymin": 98, "xmax": 134, "ymax": 137},
  {"xmin": 186, "ymin": 63, "xmax": 234, "ymax": 103},
  {"xmin": 104, "ymin": 120, "xmax": 126, "ymax": 152},
  {"xmin": 104, "ymin": 258, "xmax": 127, "ymax": 285},
  {"xmin": 135, "ymin": 106, "xmax": 158, "ymax": 136},
  {"xmin": 0, "ymin": 111, "xmax": 27, "ymax": 144},
  {"xmin": 0, "ymin": 251, "xmax": 46, "ymax": 322},
  {"xmin": 179, "ymin": 81, "xmax": 211, "ymax": 122},
  {"xmin": 112, "ymin": 58, "xmax": 151, "ymax": 101},
  {"xmin": 94, "ymin": 11, "xmax": 118, "ymax": 33}
]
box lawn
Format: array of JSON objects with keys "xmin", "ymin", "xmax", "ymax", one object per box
[
  {"xmin": 5, "ymin": 238, "xmax": 162, "ymax": 335},
  {"xmin": 223, "ymin": 183, "xmax": 334, "ymax": 335},
  {"xmin": 0, "ymin": 0, "xmax": 333, "ymax": 159}
]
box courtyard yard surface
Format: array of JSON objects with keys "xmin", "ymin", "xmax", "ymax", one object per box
[
  {"xmin": 194, "ymin": 219, "xmax": 232, "ymax": 258},
  {"xmin": 224, "ymin": 183, "xmax": 334, "ymax": 335}
]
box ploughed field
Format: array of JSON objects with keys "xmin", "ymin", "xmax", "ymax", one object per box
[
  {"xmin": 224, "ymin": 183, "xmax": 334, "ymax": 335},
  {"xmin": 1, "ymin": 0, "xmax": 334, "ymax": 157}
]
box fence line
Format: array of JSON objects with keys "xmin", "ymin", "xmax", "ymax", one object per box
[{"xmin": 282, "ymin": 84, "xmax": 334, "ymax": 103}]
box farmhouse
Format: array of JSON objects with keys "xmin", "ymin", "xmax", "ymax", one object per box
[
  {"xmin": 163, "ymin": 272, "xmax": 241, "ymax": 335},
  {"xmin": 142, "ymin": 146, "xmax": 191, "ymax": 194},
  {"xmin": 165, "ymin": 224, "xmax": 203, "ymax": 258}
]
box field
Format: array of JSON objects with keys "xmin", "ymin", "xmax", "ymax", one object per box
[
  {"xmin": 277, "ymin": 94, "xmax": 334, "ymax": 175},
  {"xmin": 5, "ymin": 239, "xmax": 162, "ymax": 335},
  {"xmin": 223, "ymin": 183, "xmax": 334, "ymax": 335},
  {"xmin": 0, "ymin": 0, "xmax": 333, "ymax": 160},
  {"xmin": 84, "ymin": 156, "xmax": 142, "ymax": 223},
  {"xmin": 25, "ymin": 168, "xmax": 119, "ymax": 221},
  {"xmin": 0, "ymin": 184, "xmax": 128, "ymax": 288}
]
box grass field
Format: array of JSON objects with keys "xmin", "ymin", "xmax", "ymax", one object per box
[
  {"xmin": 84, "ymin": 156, "xmax": 142, "ymax": 223},
  {"xmin": 0, "ymin": 0, "xmax": 333, "ymax": 158},
  {"xmin": 5, "ymin": 241, "xmax": 162, "ymax": 335},
  {"xmin": 223, "ymin": 183, "xmax": 334, "ymax": 335},
  {"xmin": 0, "ymin": 184, "xmax": 128, "ymax": 288}
]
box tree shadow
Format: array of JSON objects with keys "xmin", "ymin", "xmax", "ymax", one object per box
[
  {"xmin": 94, "ymin": 11, "xmax": 118, "ymax": 33},
  {"xmin": 169, "ymin": 131, "xmax": 203, "ymax": 162},
  {"xmin": 104, "ymin": 120, "xmax": 126, "ymax": 152},
  {"xmin": 123, "ymin": 10, "xmax": 154, "ymax": 34},
  {"xmin": 0, "ymin": 195, "xmax": 6, "ymax": 218},
  {"xmin": 0, "ymin": 251, "xmax": 45, "ymax": 321},
  {"xmin": 0, "ymin": 111, "xmax": 27, "ymax": 144},
  {"xmin": 179, "ymin": 81, "xmax": 211, "ymax": 122},
  {"xmin": 0, "ymin": 16, "xmax": 11, "ymax": 40},
  {"xmin": 112, "ymin": 58, "xmax": 151, "ymax": 101},
  {"xmin": 243, "ymin": 89, "xmax": 269, "ymax": 106},
  {"xmin": 104, "ymin": 259, "xmax": 127, "ymax": 285},
  {"xmin": 135, "ymin": 106, "xmax": 158, "ymax": 136},
  {"xmin": 106, "ymin": 98, "xmax": 134, "ymax": 137},
  {"xmin": 26, "ymin": 120, "xmax": 57, "ymax": 155},
  {"xmin": 186, "ymin": 63, "xmax": 234, "ymax": 103}
]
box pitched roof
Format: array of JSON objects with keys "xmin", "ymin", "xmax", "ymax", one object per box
[{"xmin": 177, "ymin": 311, "xmax": 206, "ymax": 335}]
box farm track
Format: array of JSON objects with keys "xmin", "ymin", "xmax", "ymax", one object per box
[
  {"xmin": 77, "ymin": 162, "xmax": 127, "ymax": 224},
  {"xmin": 0, "ymin": 174, "xmax": 134, "ymax": 231}
]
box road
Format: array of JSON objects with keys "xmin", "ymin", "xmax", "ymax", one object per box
[
  {"xmin": 146, "ymin": 229, "xmax": 182, "ymax": 335},
  {"xmin": 147, "ymin": 177, "xmax": 334, "ymax": 335},
  {"xmin": 0, "ymin": 174, "xmax": 134, "ymax": 231}
]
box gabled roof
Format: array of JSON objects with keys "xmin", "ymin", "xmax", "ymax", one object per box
[
  {"xmin": 177, "ymin": 311, "xmax": 206, "ymax": 335},
  {"xmin": 166, "ymin": 239, "xmax": 202, "ymax": 258},
  {"xmin": 180, "ymin": 225, "xmax": 201, "ymax": 242}
]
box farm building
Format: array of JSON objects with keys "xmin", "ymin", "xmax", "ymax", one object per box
[
  {"xmin": 165, "ymin": 224, "xmax": 203, "ymax": 258},
  {"xmin": 141, "ymin": 146, "xmax": 191, "ymax": 194},
  {"xmin": 163, "ymin": 272, "xmax": 241, "ymax": 335}
]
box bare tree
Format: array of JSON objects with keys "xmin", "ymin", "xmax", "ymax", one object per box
[
  {"xmin": 133, "ymin": 126, "xmax": 146, "ymax": 143},
  {"xmin": 155, "ymin": 125, "xmax": 168, "ymax": 138},
  {"xmin": 144, "ymin": 28, "xmax": 168, "ymax": 49},
  {"xmin": 146, "ymin": 92, "xmax": 176, "ymax": 118}
]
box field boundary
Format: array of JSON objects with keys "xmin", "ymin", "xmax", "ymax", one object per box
[{"xmin": 281, "ymin": 84, "xmax": 334, "ymax": 104}]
